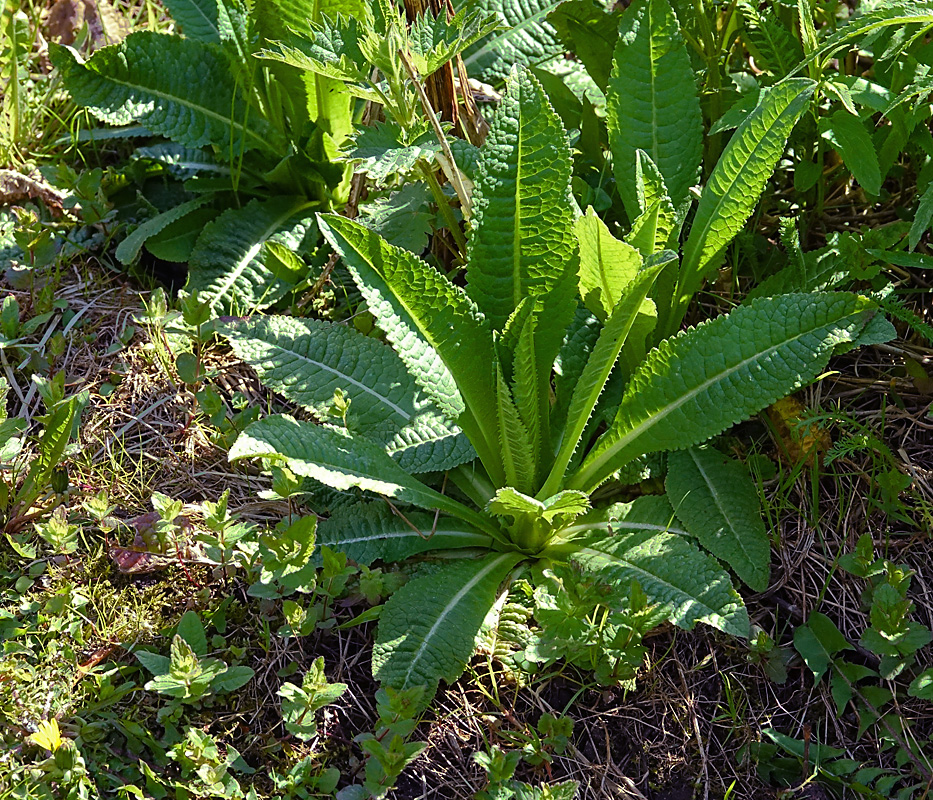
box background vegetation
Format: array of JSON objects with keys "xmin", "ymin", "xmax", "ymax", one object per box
[{"xmin": 0, "ymin": 0, "xmax": 931, "ymax": 798}]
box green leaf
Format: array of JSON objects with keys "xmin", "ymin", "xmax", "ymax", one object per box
[
  {"xmin": 279, "ymin": 657, "xmax": 348, "ymax": 741},
  {"xmin": 115, "ymin": 196, "xmax": 211, "ymax": 265},
  {"xmin": 219, "ymin": 316, "xmax": 474, "ymax": 473},
  {"xmin": 372, "ymin": 552, "xmax": 523, "ymax": 691},
  {"xmin": 575, "ymin": 206, "xmax": 643, "ymax": 321},
  {"xmin": 607, "ymin": 0, "xmax": 703, "ymax": 218},
  {"xmin": 569, "ymin": 293, "xmax": 877, "ymax": 493},
  {"xmin": 626, "ymin": 150, "xmax": 676, "ymax": 258},
  {"xmin": 793, "ymin": 611, "xmax": 853, "ymax": 683},
  {"xmin": 548, "ymin": 0, "xmax": 622, "ymax": 91},
  {"xmin": 571, "ymin": 527, "xmax": 749, "ymax": 637},
  {"xmin": 259, "ymin": 14, "xmax": 370, "ymax": 85},
  {"xmin": 254, "ymin": 0, "xmax": 362, "ymax": 140},
  {"xmin": 496, "ymin": 364, "xmax": 536, "ymax": 495},
  {"xmin": 908, "ymin": 667, "xmax": 933, "ymax": 700},
  {"xmin": 462, "ymin": 0, "xmax": 565, "ymax": 83},
  {"xmin": 229, "ymin": 415, "xmax": 498, "ymax": 536},
  {"xmin": 211, "ymin": 665, "xmax": 254, "ymax": 693},
  {"xmin": 676, "ymin": 79, "xmax": 815, "ymax": 324},
  {"xmin": 541, "ymin": 262, "xmax": 663, "ymax": 498},
  {"xmin": 186, "ymin": 197, "xmax": 313, "ymax": 314},
  {"xmin": 739, "ymin": 6, "xmax": 802, "ymax": 77},
  {"xmin": 407, "ymin": 7, "xmax": 503, "ymax": 77},
  {"xmin": 825, "ymin": 110, "xmax": 882, "ymax": 196},
  {"xmin": 357, "ymin": 184, "xmax": 433, "ymax": 254},
  {"xmin": 16, "ymin": 395, "xmax": 83, "ymax": 513},
  {"xmin": 162, "ymin": 0, "xmax": 240, "ymax": 43},
  {"xmin": 666, "ymin": 447, "xmax": 770, "ymax": 591},
  {"xmin": 347, "ymin": 122, "xmax": 439, "ymax": 184},
  {"xmin": 318, "ymin": 214, "xmax": 502, "ymax": 481},
  {"xmin": 909, "ymin": 179, "xmax": 933, "ymax": 250},
  {"xmin": 316, "ymin": 502, "xmax": 493, "ymax": 566},
  {"xmin": 468, "ymin": 65, "xmax": 578, "ymax": 335},
  {"xmin": 176, "ymin": 611, "xmax": 207, "ymax": 657},
  {"xmin": 147, "ymin": 207, "xmax": 219, "ymax": 263},
  {"xmin": 51, "ymin": 34, "xmax": 280, "ymax": 155}
]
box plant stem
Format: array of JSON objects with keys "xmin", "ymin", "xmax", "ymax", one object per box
[{"xmin": 420, "ymin": 164, "xmax": 468, "ymax": 255}]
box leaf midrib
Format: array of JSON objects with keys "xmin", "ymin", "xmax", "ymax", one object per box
[
  {"xmin": 208, "ymin": 201, "xmax": 306, "ymax": 308},
  {"xmin": 687, "ymin": 449, "xmax": 759, "ymax": 575},
  {"xmin": 572, "ymin": 306, "xmax": 858, "ymax": 490},
  {"xmin": 88, "ymin": 61, "xmax": 267, "ymax": 151},
  {"xmin": 400, "ymin": 552, "xmax": 515, "ymax": 688},
  {"xmin": 242, "ymin": 334, "xmax": 413, "ymax": 421}
]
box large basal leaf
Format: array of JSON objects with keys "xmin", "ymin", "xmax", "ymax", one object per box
[
  {"xmin": 607, "ymin": 0, "xmax": 703, "ymax": 219},
  {"xmin": 50, "ymin": 33, "xmax": 280, "ymax": 155},
  {"xmin": 318, "ymin": 214, "xmax": 502, "ymax": 481},
  {"xmin": 468, "ymin": 65, "xmax": 578, "ymax": 334},
  {"xmin": 162, "ymin": 0, "xmax": 241, "ymax": 44},
  {"xmin": 218, "ymin": 316, "xmax": 474, "ymax": 473},
  {"xmin": 316, "ymin": 502, "xmax": 493, "ymax": 566},
  {"xmin": 571, "ymin": 524, "xmax": 749, "ymax": 637},
  {"xmin": 372, "ymin": 552, "xmax": 523, "ymax": 691},
  {"xmin": 229, "ymin": 415, "xmax": 498, "ymax": 535},
  {"xmin": 185, "ymin": 197, "xmax": 313, "ymax": 314},
  {"xmin": 675, "ymin": 79, "xmax": 815, "ymax": 326},
  {"xmin": 569, "ymin": 292, "xmax": 878, "ymax": 493},
  {"xmin": 461, "ymin": 0, "xmax": 565, "ymax": 83},
  {"xmin": 666, "ymin": 447, "xmax": 770, "ymax": 592}
]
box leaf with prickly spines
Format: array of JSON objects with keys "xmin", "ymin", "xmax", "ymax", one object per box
[
  {"xmin": 407, "ymin": 7, "xmax": 503, "ymax": 77},
  {"xmin": 373, "ymin": 552, "xmax": 523, "ymax": 692},
  {"xmin": 571, "ymin": 505, "xmax": 749, "ymax": 637},
  {"xmin": 185, "ymin": 197, "xmax": 313, "ymax": 314},
  {"xmin": 666, "ymin": 447, "xmax": 771, "ymax": 592},
  {"xmin": 229, "ymin": 415, "xmax": 498, "ymax": 535},
  {"xmin": 568, "ymin": 293, "xmax": 878, "ymax": 493},
  {"xmin": 218, "ymin": 316, "xmax": 474, "ymax": 473},
  {"xmin": 607, "ymin": 0, "xmax": 703, "ymax": 219},
  {"xmin": 626, "ymin": 150, "xmax": 676, "ymax": 258},
  {"xmin": 50, "ymin": 34, "xmax": 281, "ymax": 155},
  {"xmin": 347, "ymin": 121, "xmax": 439, "ymax": 184},
  {"xmin": 676, "ymin": 79, "xmax": 815, "ymax": 324},
  {"xmin": 316, "ymin": 502, "xmax": 493, "ymax": 566},
  {"xmin": 258, "ymin": 13, "xmax": 370, "ymax": 85},
  {"xmin": 318, "ymin": 214, "xmax": 502, "ymax": 481}
]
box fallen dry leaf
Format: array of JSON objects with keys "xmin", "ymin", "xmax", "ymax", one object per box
[{"xmin": 766, "ymin": 395, "xmax": 832, "ymax": 466}]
